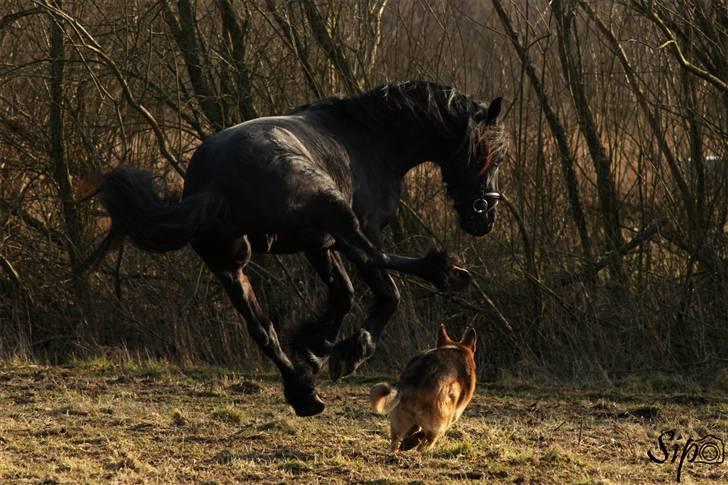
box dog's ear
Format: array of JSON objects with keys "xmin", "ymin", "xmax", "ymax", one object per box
[
  {"xmin": 437, "ymin": 323, "xmax": 454, "ymax": 347},
  {"xmin": 460, "ymin": 327, "xmax": 477, "ymax": 352}
]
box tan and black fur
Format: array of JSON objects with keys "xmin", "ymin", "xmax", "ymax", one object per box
[{"xmin": 370, "ymin": 324, "xmax": 477, "ymax": 452}]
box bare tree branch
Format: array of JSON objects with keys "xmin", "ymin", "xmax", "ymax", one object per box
[
  {"xmin": 634, "ymin": 1, "xmax": 728, "ymax": 93},
  {"xmin": 580, "ymin": 1, "xmax": 694, "ymax": 221},
  {"xmin": 301, "ymin": 0, "xmax": 362, "ymax": 95},
  {"xmin": 36, "ymin": 0, "xmax": 186, "ymax": 177},
  {"xmin": 162, "ymin": 0, "xmax": 224, "ymax": 131},
  {"xmin": 262, "ymin": 0, "xmax": 323, "ymax": 98},
  {"xmin": 492, "ymin": 0, "xmax": 594, "ymax": 262}
]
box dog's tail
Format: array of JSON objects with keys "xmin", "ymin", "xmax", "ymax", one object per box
[{"xmin": 370, "ymin": 383, "xmax": 401, "ymax": 415}]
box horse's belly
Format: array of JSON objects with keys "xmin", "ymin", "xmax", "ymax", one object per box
[{"xmin": 248, "ymin": 230, "xmax": 335, "ymax": 254}]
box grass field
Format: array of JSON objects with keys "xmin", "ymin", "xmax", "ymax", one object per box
[{"xmin": 0, "ymin": 360, "xmax": 726, "ymax": 484}]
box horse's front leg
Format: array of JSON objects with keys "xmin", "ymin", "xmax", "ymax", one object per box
[
  {"xmin": 290, "ymin": 250, "xmax": 354, "ymax": 373},
  {"xmin": 325, "ymin": 204, "xmax": 471, "ymax": 291},
  {"xmin": 328, "ymin": 265, "xmax": 400, "ymax": 381},
  {"xmin": 319, "ymin": 200, "xmax": 470, "ymax": 380}
]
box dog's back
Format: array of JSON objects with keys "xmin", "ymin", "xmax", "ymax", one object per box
[{"xmin": 371, "ymin": 324, "xmax": 477, "ymax": 452}]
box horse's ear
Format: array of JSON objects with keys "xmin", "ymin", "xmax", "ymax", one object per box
[
  {"xmin": 486, "ymin": 97, "xmax": 502, "ymax": 123},
  {"xmin": 473, "ymin": 108, "xmax": 488, "ymax": 124},
  {"xmin": 437, "ymin": 323, "xmax": 453, "ymax": 347},
  {"xmin": 460, "ymin": 327, "xmax": 477, "ymax": 352},
  {"xmin": 473, "ymin": 97, "xmax": 502, "ymax": 124}
]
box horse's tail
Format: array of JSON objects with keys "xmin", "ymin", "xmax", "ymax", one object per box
[
  {"xmin": 75, "ymin": 166, "xmax": 223, "ymax": 272},
  {"xmin": 370, "ymin": 382, "xmax": 400, "ymax": 415}
]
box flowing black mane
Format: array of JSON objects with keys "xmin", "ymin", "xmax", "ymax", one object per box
[
  {"xmin": 294, "ymin": 81, "xmax": 478, "ymax": 135},
  {"xmin": 293, "ymin": 81, "xmax": 507, "ymax": 174}
]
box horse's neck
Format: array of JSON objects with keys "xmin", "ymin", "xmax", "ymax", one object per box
[
  {"xmin": 355, "ymin": 90, "xmax": 467, "ymax": 174},
  {"xmin": 378, "ymin": 121, "xmax": 462, "ymax": 177}
]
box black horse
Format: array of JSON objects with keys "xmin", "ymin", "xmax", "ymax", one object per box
[{"xmin": 80, "ymin": 80, "xmax": 507, "ymax": 417}]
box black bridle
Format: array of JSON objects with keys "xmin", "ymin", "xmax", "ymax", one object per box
[
  {"xmin": 444, "ymin": 179, "xmax": 501, "ymax": 216},
  {"xmin": 444, "ymin": 136, "xmax": 502, "ymax": 216}
]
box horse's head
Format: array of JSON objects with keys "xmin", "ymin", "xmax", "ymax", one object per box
[{"xmin": 442, "ymin": 97, "xmax": 506, "ymax": 237}]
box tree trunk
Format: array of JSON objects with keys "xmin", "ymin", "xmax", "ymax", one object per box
[
  {"xmin": 218, "ymin": 0, "xmax": 257, "ymax": 122},
  {"xmin": 163, "ymin": 0, "xmax": 224, "ymax": 132},
  {"xmin": 49, "ymin": 1, "xmax": 89, "ymax": 333},
  {"xmin": 301, "ymin": 0, "xmax": 362, "ymax": 95},
  {"xmin": 552, "ymin": 0, "xmax": 625, "ymax": 281},
  {"xmin": 492, "ymin": 0, "xmax": 594, "ymax": 264}
]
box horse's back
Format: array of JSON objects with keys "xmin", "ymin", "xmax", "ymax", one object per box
[
  {"xmin": 182, "ymin": 114, "xmax": 353, "ymax": 244},
  {"xmin": 185, "ymin": 114, "xmax": 351, "ymax": 197}
]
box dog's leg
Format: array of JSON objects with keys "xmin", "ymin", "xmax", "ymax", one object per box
[
  {"xmin": 400, "ymin": 428, "xmax": 425, "ymax": 451},
  {"xmin": 389, "ymin": 412, "xmax": 418, "ymax": 453},
  {"xmin": 416, "ymin": 430, "xmax": 443, "ymax": 452}
]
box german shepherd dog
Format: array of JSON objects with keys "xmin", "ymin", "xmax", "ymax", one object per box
[{"xmin": 370, "ymin": 324, "xmax": 477, "ymax": 452}]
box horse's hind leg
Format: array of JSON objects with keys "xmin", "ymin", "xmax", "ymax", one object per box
[
  {"xmin": 328, "ymin": 266, "xmax": 399, "ymax": 381},
  {"xmin": 291, "ymin": 250, "xmax": 354, "ymax": 372},
  {"xmin": 194, "ymin": 237, "xmax": 325, "ymax": 417}
]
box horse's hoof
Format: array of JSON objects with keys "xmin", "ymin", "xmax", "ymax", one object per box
[
  {"xmin": 329, "ymin": 350, "xmax": 355, "ymax": 382},
  {"xmin": 291, "ymin": 392, "xmax": 325, "ymax": 417},
  {"xmin": 329, "ymin": 330, "xmax": 375, "ymax": 382},
  {"xmin": 293, "ymin": 346, "xmax": 328, "ymax": 375},
  {"xmin": 283, "ymin": 374, "xmax": 325, "ymax": 417},
  {"xmin": 291, "ymin": 320, "xmax": 337, "ymax": 375},
  {"xmin": 449, "ymin": 266, "xmax": 471, "ymax": 291},
  {"xmin": 424, "ymin": 250, "xmax": 470, "ymax": 291}
]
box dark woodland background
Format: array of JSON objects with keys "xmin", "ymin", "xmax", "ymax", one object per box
[{"xmin": 0, "ymin": 0, "xmax": 726, "ymax": 385}]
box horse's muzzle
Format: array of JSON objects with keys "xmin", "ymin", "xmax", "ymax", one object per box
[{"xmin": 461, "ymin": 214, "xmax": 494, "ymax": 236}]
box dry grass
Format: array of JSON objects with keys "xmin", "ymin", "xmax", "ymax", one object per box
[{"xmin": 0, "ymin": 360, "xmax": 726, "ymax": 484}]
